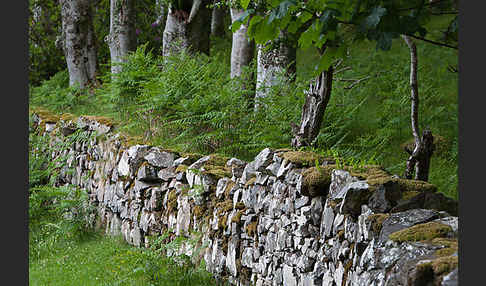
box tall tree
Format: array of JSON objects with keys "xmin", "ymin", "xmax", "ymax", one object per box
[
  {"xmin": 162, "ymin": 0, "xmax": 211, "ymax": 58},
  {"xmin": 59, "ymin": 0, "xmax": 98, "ymax": 88},
  {"xmin": 211, "ymin": 0, "xmax": 226, "ymax": 37},
  {"xmin": 106, "ymin": 0, "xmax": 136, "ymax": 74},
  {"xmin": 230, "ymin": 7, "xmax": 254, "ymax": 79},
  {"xmin": 154, "ymin": 0, "xmax": 167, "ymax": 33},
  {"xmin": 255, "ymin": 30, "xmax": 296, "ymax": 108}
]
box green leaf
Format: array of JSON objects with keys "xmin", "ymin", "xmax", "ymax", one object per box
[
  {"xmin": 363, "ymin": 6, "xmax": 386, "ymax": 29},
  {"xmin": 230, "ymin": 9, "xmax": 254, "ymax": 33},
  {"xmin": 315, "ymin": 45, "xmax": 345, "ymax": 74},
  {"xmin": 376, "ymin": 32, "xmax": 393, "ymax": 51},
  {"xmin": 298, "ymin": 21, "xmax": 321, "ymax": 49},
  {"xmin": 241, "ymin": 0, "xmax": 250, "ymax": 10}
]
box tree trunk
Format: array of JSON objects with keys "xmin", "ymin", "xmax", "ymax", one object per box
[
  {"xmin": 155, "ymin": 0, "xmax": 167, "ymax": 32},
  {"xmin": 162, "ymin": 0, "xmax": 211, "ymax": 58},
  {"xmin": 211, "ymin": 2, "xmax": 226, "ymax": 37},
  {"xmin": 402, "ymin": 35, "xmax": 435, "ymax": 181},
  {"xmin": 230, "ymin": 8, "xmax": 254, "ymax": 79},
  {"xmin": 60, "ymin": 0, "xmax": 98, "ymax": 88},
  {"xmin": 106, "ymin": 0, "xmax": 136, "ymax": 75},
  {"xmin": 291, "ymin": 66, "xmax": 334, "ymax": 148},
  {"xmin": 255, "ymin": 30, "xmax": 296, "ymax": 109}
]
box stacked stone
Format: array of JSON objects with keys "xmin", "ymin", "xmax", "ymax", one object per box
[{"xmin": 31, "ymin": 112, "xmax": 459, "ymax": 286}]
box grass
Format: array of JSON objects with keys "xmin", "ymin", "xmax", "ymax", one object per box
[{"xmin": 29, "ymin": 232, "xmax": 221, "ymax": 286}]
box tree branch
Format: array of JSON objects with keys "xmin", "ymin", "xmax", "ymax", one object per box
[{"xmin": 404, "ymin": 34, "xmax": 458, "ymax": 50}]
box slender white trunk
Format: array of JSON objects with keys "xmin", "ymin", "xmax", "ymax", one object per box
[
  {"xmin": 230, "ymin": 8, "xmax": 254, "ymax": 79},
  {"xmin": 255, "ymin": 30, "xmax": 296, "ymax": 108},
  {"xmin": 162, "ymin": 0, "xmax": 210, "ymax": 58},
  {"xmin": 402, "ymin": 35, "xmax": 435, "ymax": 181},
  {"xmin": 106, "ymin": 0, "xmax": 136, "ymax": 75},
  {"xmin": 155, "ymin": 0, "xmax": 167, "ymax": 33},
  {"xmin": 60, "ymin": 0, "xmax": 97, "ymax": 88}
]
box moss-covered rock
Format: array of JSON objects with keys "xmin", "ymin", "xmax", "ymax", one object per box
[
  {"xmin": 367, "ymin": 213, "xmax": 390, "ymax": 234},
  {"xmin": 431, "ymin": 238, "xmax": 458, "ymax": 257},
  {"xmin": 245, "ymin": 221, "xmax": 257, "ymax": 237},
  {"xmin": 389, "ymin": 221, "xmax": 452, "ymax": 242},
  {"xmin": 281, "ymin": 151, "xmax": 333, "ymax": 167},
  {"xmin": 200, "ymin": 154, "xmax": 232, "ymax": 179},
  {"xmin": 301, "ymin": 166, "xmax": 333, "ymax": 197}
]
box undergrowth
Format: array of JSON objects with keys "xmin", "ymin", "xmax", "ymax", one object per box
[{"xmin": 29, "ymin": 27, "xmax": 457, "ymax": 199}]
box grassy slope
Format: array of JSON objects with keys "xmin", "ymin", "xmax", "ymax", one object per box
[{"xmin": 29, "ymin": 233, "xmax": 218, "ymax": 286}]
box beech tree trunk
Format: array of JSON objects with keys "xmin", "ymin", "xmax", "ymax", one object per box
[
  {"xmin": 402, "ymin": 35, "xmax": 435, "ymax": 181},
  {"xmin": 155, "ymin": 0, "xmax": 167, "ymax": 32},
  {"xmin": 60, "ymin": 0, "xmax": 98, "ymax": 88},
  {"xmin": 230, "ymin": 8, "xmax": 254, "ymax": 79},
  {"xmin": 291, "ymin": 66, "xmax": 334, "ymax": 148},
  {"xmin": 162, "ymin": 0, "xmax": 211, "ymax": 58},
  {"xmin": 106, "ymin": 0, "xmax": 136, "ymax": 75},
  {"xmin": 211, "ymin": 2, "xmax": 226, "ymax": 37},
  {"xmin": 255, "ymin": 30, "xmax": 296, "ymax": 109}
]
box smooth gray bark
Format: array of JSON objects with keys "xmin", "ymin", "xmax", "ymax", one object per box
[
  {"xmin": 402, "ymin": 35, "xmax": 435, "ymax": 181},
  {"xmin": 255, "ymin": 31, "xmax": 296, "ymax": 108},
  {"xmin": 60, "ymin": 0, "xmax": 98, "ymax": 88},
  {"xmin": 211, "ymin": 2, "xmax": 226, "ymax": 37},
  {"xmin": 162, "ymin": 0, "xmax": 211, "ymax": 58},
  {"xmin": 106, "ymin": 0, "xmax": 136, "ymax": 74},
  {"xmin": 230, "ymin": 8, "xmax": 254, "ymax": 79},
  {"xmin": 155, "ymin": 0, "xmax": 167, "ymax": 32},
  {"xmin": 291, "ymin": 66, "xmax": 333, "ymax": 148}
]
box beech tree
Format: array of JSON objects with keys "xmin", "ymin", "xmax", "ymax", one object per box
[
  {"xmin": 59, "ymin": 0, "xmax": 98, "ymax": 88},
  {"xmin": 106, "ymin": 0, "xmax": 136, "ymax": 75},
  {"xmin": 232, "ymin": 0, "xmax": 458, "ymax": 149},
  {"xmin": 154, "ymin": 0, "xmax": 168, "ymax": 33},
  {"xmin": 162, "ymin": 0, "xmax": 211, "ymax": 58},
  {"xmin": 255, "ymin": 30, "xmax": 296, "ymax": 109},
  {"xmin": 230, "ymin": 7, "xmax": 255, "ymax": 79},
  {"xmin": 211, "ymin": 0, "xmax": 226, "ymax": 37}
]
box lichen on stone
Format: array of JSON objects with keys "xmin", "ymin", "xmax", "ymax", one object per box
[{"xmin": 389, "ymin": 221, "xmax": 452, "ymax": 242}]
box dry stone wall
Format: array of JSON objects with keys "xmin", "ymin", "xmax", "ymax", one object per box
[{"xmin": 31, "ymin": 111, "xmax": 459, "ymax": 286}]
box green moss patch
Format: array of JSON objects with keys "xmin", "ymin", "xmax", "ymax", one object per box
[
  {"xmin": 301, "ymin": 166, "xmax": 333, "ymax": 197},
  {"xmin": 431, "ymin": 238, "xmax": 458, "ymax": 257},
  {"xmin": 245, "ymin": 221, "xmax": 257, "ymax": 237},
  {"xmin": 281, "ymin": 151, "xmax": 331, "ymax": 167},
  {"xmin": 389, "ymin": 222, "xmax": 452, "ymax": 242},
  {"xmin": 175, "ymin": 164, "xmax": 188, "ymax": 173},
  {"xmin": 201, "ymin": 154, "xmax": 232, "ymax": 179},
  {"xmin": 231, "ymin": 209, "xmax": 246, "ymax": 225},
  {"xmin": 244, "ymin": 177, "xmax": 257, "ymax": 187},
  {"xmin": 366, "ymin": 213, "xmax": 390, "ymax": 234}
]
